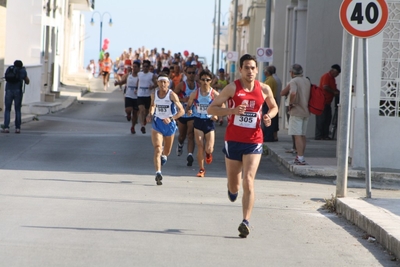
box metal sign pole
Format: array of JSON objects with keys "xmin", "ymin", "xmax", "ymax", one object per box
[
  {"xmin": 336, "ymin": 30, "xmax": 354, "ymax": 198},
  {"xmin": 362, "ymin": 38, "xmax": 372, "ymax": 198}
]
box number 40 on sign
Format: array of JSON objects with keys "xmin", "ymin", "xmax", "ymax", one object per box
[{"xmin": 339, "ymin": 0, "xmax": 388, "ymax": 38}]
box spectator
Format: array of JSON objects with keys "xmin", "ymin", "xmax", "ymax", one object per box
[
  {"xmin": 2, "ymin": 60, "xmax": 30, "ymax": 134},
  {"xmin": 262, "ymin": 66, "xmax": 278, "ymax": 142},
  {"xmin": 287, "ymin": 64, "xmax": 311, "ymax": 165},
  {"xmin": 315, "ymin": 64, "xmax": 341, "ymax": 140}
]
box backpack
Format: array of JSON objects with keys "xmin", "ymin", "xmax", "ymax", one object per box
[
  {"xmin": 308, "ymin": 84, "xmax": 325, "ymax": 115},
  {"xmin": 4, "ymin": 65, "xmax": 21, "ymax": 83}
]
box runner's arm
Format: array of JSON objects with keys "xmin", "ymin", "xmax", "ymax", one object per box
[
  {"xmin": 280, "ymin": 84, "xmax": 290, "ymax": 96},
  {"xmin": 115, "ymin": 73, "xmax": 129, "ymax": 85},
  {"xmin": 146, "ymin": 93, "xmax": 156, "ymax": 123},
  {"xmin": 260, "ymin": 83, "xmax": 278, "ymax": 127},
  {"xmin": 185, "ymin": 91, "xmax": 196, "ymax": 116},
  {"xmin": 207, "ymin": 82, "xmax": 244, "ymax": 116},
  {"xmin": 170, "ymin": 92, "xmax": 184, "ymax": 120}
]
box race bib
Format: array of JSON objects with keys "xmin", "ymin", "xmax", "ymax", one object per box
[
  {"xmin": 197, "ymin": 104, "xmax": 208, "ymax": 114},
  {"xmin": 157, "ymin": 104, "xmax": 169, "ymax": 115},
  {"xmin": 233, "ymin": 112, "xmax": 257, "ymax": 128}
]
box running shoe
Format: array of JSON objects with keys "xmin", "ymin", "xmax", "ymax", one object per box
[
  {"xmin": 131, "ymin": 127, "xmax": 136, "ymax": 134},
  {"xmin": 228, "ymin": 190, "xmax": 238, "ymax": 202},
  {"xmin": 294, "ymin": 156, "xmax": 307, "ymax": 165},
  {"xmin": 161, "ymin": 155, "xmax": 167, "ymax": 166},
  {"xmin": 126, "ymin": 114, "xmax": 131, "ymax": 121},
  {"xmin": 155, "ymin": 173, "xmax": 163, "ymax": 185},
  {"xmin": 187, "ymin": 154, "xmax": 194, "ymax": 166},
  {"xmin": 205, "ymin": 153, "xmax": 213, "ymax": 164},
  {"xmin": 197, "ymin": 168, "xmax": 205, "ymax": 177},
  {"xmin": 1, "ymin": 128, "xmax": 9, "ymax": 133},
  {"xmin": 141, "ymin": 126, "xmax": 146, "ymax": 134},
  {"xmin": 176, "ymin": 143, "xmax": 183, "ymax": 156},
  {"xmin": 238, "ymin": 220, "xmax": 250, "ymax": 238}
]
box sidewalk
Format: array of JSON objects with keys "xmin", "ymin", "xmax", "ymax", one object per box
[
  {"xmin": 265, "ymin": 130, "xmax": 400, "ymax": 258},
  {"xmin": 1, "ymin": 82, "xmax": 399, "ymax": 258},
  {"xmin": 0, "ymin": 84, "xmax": 87, "ymax": 129}
]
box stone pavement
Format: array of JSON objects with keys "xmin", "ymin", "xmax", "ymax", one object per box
[{"xmin": 1, "ymin": 79, "xmax": 399, "ymax": 258}]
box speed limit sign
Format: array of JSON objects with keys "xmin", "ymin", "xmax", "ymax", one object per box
[{"xmin": 340, "ymin": 0, "xmax": 388, "ymax": 38}]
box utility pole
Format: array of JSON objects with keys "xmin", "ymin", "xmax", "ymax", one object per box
[
  {"xmin": 263, "ymin": 0, "xmax": 272, "ymax": 77},
  {"xmin": 216, "ymin": 0, "xmax": 221, "ymax": 72},
  {"xmin": 211, "ymin": 0, "xmax": 217, "ymax": 73},
  {"xmin": 231, "ymin": 0, "xmax": 238, "ymax": 77}
]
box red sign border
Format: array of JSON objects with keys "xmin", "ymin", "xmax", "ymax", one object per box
[{"xmin": 340, "ymin": 0, "xmax": 389, "ymax": 38}]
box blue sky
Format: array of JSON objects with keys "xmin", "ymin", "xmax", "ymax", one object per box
[{"xmin": 83, "ymin": 0, "xmax": 231, "ymax": 69}]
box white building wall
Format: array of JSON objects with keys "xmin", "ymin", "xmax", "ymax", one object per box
[
  {"xmin": 352, "ymin": 26, "xmax": 400, "ymax": 170},
  {"xmin": 0, "ymin": 0, "xmax": 6, "ymax": 112},
  {"xmin": 69, "ymin": 11, "xmax": 81, "ymax": 73},
  {"xmin": 5, "ymin": 0, "xmax": 43, "ymax": 103},
  {"xmin": 5, "ymin": 0, "xmax": 42, "ymax": 66},
  {"xmin": 61, "ymin": 5, "xmax": 90, "ymax": 87},
  {"xmin": 271, "ymin": 0, "xmax": 292, "ymax": 85},
  {"xmin": 303, "ymin": 0, "xmax": 343, "ymax": 138}
]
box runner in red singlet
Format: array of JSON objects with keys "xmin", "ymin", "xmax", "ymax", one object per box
[{"xmin": 207, "ymin": 54, "xmax": 278, "ymax": 238}]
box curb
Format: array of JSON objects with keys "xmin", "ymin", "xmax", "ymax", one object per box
[
  {"xmin": 266, "ymin": 145, "xmax": 400, "ymax": 182},
  {"xmin": 337, "ymin": 198, "xmax": 400, "ymax": 259}
]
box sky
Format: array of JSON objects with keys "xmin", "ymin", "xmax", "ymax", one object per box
[{"xmin": 83, "ymin": 0, "xmax": 231, "ymax": 70}]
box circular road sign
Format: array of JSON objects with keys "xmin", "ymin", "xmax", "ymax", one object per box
[
  {"xmin": 265, "ymin": 48, "xmax": 273, "ymax": 57},
  {"xmin": 340, "ymin": 0, "xmax": 388, "ymax": 38},
  {"xmin": 227, "ymin": 52, "xmax": 234, "ymax": 60},
  {"xmin": 256, "ymin": 48, "xmax": 264, "ymax": 57}
]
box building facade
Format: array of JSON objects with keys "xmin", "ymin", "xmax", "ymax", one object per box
[
  {"xmin": 1, "ymin": 0, "xmax": 92, "ymax": 112},
  {"xmin": 225, "ymin": 0, "xmax": 400, "ymax": 170}
]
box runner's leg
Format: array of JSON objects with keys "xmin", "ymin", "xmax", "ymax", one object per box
[
  {"xmin": 187, "ymin": 120, "xmax": 195, "ymax": 154},
  {"xmin": 241, "ymin": 153, "xmax": 262, "ymax": 221},
  {"xmin": 162, "ymin": 135, "xmax": 175, "ymax": 156},
  {"xmin": 151, "ymin": 129, "xmax": 163, "ymax": 172},
  {"xmin": 194, "ymin": 128, "xmax": 205, "ymax": 170},
  {"xmin": 225, "ymin": 158, "xmax": 242, "ymax": 196}
]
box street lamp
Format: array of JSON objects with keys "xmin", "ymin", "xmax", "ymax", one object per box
[
  {"xmin": 90, "ymin": 11, "xmax": 113, "ymax": 53},
  {"xmin": 222, "ymin": 11, "xmax": 230, "ymax": 26}
]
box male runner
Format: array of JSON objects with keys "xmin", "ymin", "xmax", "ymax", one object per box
[
  {"xmin": 146, "ymin": 73, "xmax": 184, "ymax": 185},
  {"xmin": 101, "ymin": 52, "xmax": 112, "ymax": 91},
  {"xmin": 115, "ymin": 61, "xmax": 140, "ymax": 134},
  {"xmin": 137, "ymin": 60, "xmax": 157, "ymax": 134},
  {"xmin": 173, "ymin": 65, "xmax": 199, "ymax": 166},
  {"xmin": 207, "ymin": 54, "xmax": 278, "ymax": 238}
]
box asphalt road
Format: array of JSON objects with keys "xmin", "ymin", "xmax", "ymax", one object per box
[{"xmin": 0, "ymin": 84, "xmax": 398, "ymax": 266}]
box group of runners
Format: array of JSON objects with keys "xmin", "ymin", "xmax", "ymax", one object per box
[{"xmin": 109, "ymin": 50, "xmax": 278, "ymax": 238}]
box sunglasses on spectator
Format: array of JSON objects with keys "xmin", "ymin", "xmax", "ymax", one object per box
[
  {"xmin": 187, "ymin": 71, "xmax": 195, "ymax": 75},
  {"xmin": 201, "ymin": 78, "xmax": 212, "ymax": 82}
]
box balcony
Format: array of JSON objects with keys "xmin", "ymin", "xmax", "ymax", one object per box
[{"xmin": 69, "ymin": 0, "xmax": 93, "ymax": 11}]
